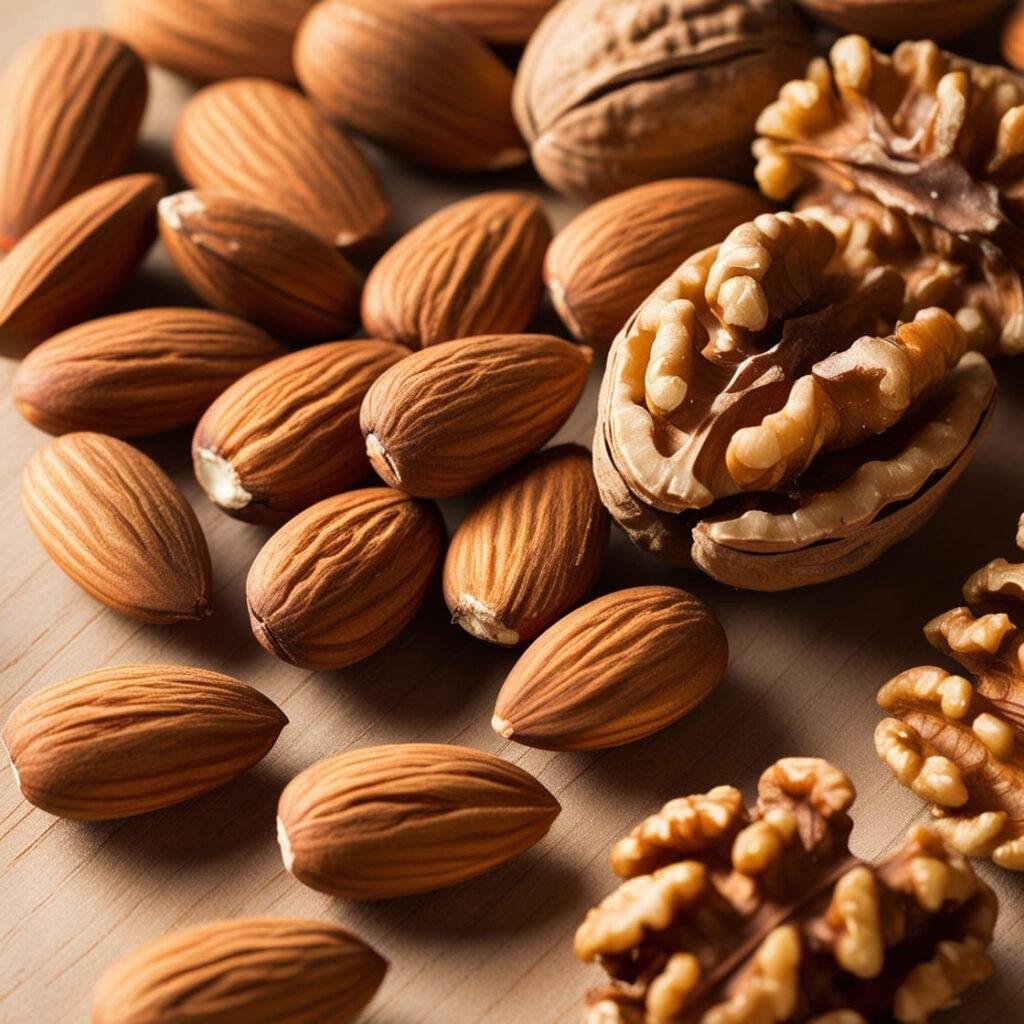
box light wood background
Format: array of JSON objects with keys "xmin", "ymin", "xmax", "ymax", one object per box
[{"xmin": 2, "ymin": 3, "xmax": 1024, "ymax": 1022}]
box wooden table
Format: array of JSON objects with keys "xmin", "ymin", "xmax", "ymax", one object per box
[{"xmin": 2, "ymin": 5, "xmax": 1024, "ymax": 1022}]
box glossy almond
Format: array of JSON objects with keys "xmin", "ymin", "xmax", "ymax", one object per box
[
  {"xmin": 3, "ymin": 665, "xmax": 286, "ymax": 820},
  {"xmin": 277, "ymin": 744, "xmax": 560, "ymax": 899},
  {"xmin": 173, "ymin": 78, "xmax": 388, "ymax": 248},
  {"xmin": 0, "ymin": 174, "xmax": 163, "ymax": 354},
  {"xmin": 22, "ymin": 433, "xmax": 212, "ymax": 623},
  {"xmin": 360, "ymin": 334, "xmax": 591, "ymax": 497},
  {"xmin": 362, "ymin": 192, "xmax": 551, "ymax": 348},
  {"xmin": 444, "ymin": 445, "xmax": 608, "ymax": 645},
  {"xmin": 493, "ymin": 586, "xmax": 728, "ymax": 750},
  {"xmin": 13, "ymin": 309, "xmax": 284, "ymax": 438},
  {"xmin": 0, "ymin": 28, "xmax": 147, "ymax": 248},
  {"xmin": 294, "ymin": 0, "xmax": 526, "ymax": 171},
  {"xmin": 247, "ymin": 488, "xmax": 445, "ymax": 668},
  {"xmin": 406, "ymin": 0, "xmax": 556, "ymax": 44},
  {"xmin": 193, "ymin": 341, "xmax": 407, "ymax": 523}
]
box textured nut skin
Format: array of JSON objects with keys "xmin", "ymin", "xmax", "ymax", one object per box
[
  {"xmin": 173, "ymin": 78, "xmax": 388, "ymax": 249},
  {"xmin": 362, "ymin": 192, "xmax": 551, "ymax": 348},
  {"xmin": 12, "ymin": 308, "xmax": 284, "ymax": 438},
  {"xmin": 795, "ymin": 0, "xmax": 1005, "ymax": 41},
  {"xmin": 22, "ymin": 433, "xmax": 212, "ymax": 623},
  {"xmin": 360, "ymin": 334, "xmax": 591, "ymax": 498},
  {"xmin": 90, "ymin": 917, "xmax": 385, "ymax": 1024},
  {"xmin": 0, "ymin": 27, "xmax": 147, "ymax": 249},
  {"xmin": 2, "ymin": 665, "xmax": 286, "ymax": 821},
  {"xmin": 193, "ymin": 340, "xmax": 407, "ymax": 523},
  {"xmin": 295, "ymin": 0, "xmax": 526, "ymax": 172},
  {"xmin": 277, "ymin": 743, "xmax": 560, "ymax": 899},
  {"xmin": 1005, "ymin": 4, "xmax": 1024, "ymax": 73},
  {"xmin": 493, "ymin": 585, "xmax": 726, "ymax": 750},
  {"xmin": 406, "ymin": 0, "xmax": 556, "ymax": 44},
  {"xmin": 247, "ymin": 488, "xmax": 445, "ymax": 669}
]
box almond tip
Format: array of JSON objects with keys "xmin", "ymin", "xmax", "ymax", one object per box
[{"xmin": 491, "ymin": 714, "xmax": 514, "ymax": 740}]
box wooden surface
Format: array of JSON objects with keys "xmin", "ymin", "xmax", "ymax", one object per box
[{"xmin": 3, "ymin": 4, "xmax": 1024, "ymax": 1023}]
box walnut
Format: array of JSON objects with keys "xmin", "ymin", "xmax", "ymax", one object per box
[
  {"xmin": 876, "ymin": 514, "xmax": 1024, "ymax": 870},
  {"xmin": 575, "ymin": 758, "xmax": 997, "ymax": 1024}
]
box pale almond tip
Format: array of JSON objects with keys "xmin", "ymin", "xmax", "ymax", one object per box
[
  {"xmin": 194, "ymin": 447, "xmax": 252, "ymax": 512},
  {"xmin": 276, "ymin": 815, "xmax": 295, "ymax": 872},
  {"xmin": 491, "ymin": 714, "xmax": 514, "ymax": 740}
]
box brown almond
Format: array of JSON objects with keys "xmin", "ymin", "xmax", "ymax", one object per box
[
  {"xmin": 360, "ymin": 334, "xmax": 591, "ymax": 497},
  {"xmin": 22, "ymin": 433, "xmax": 212, "ymax": 623},
  {"xmin": 12, "ymin": 308, "xmax": 284, "ymax": 438},
  {"xmin": 3, "ymin": 665, "xmax": 286, "ymax": 820},
  {"xmin": 172, "ymin": 78, "xmax": 388, "ymax": 248},
  {"xmin": 277, "ymin": 744, "xmax": 560, "ymax": 899},
  {"xmin": 193, "ymin": 340, "xmax": 407, "ymax": 523},
  {"xmin": 443, "ymin": 445, "xmax": 608, "ymax": 646},
  {"xmin": 0, "ymin": 28, "xmax": 148, "ymax": 248},
  {"xmin": 406, "ymin": 0, "xmax": 556, "ymax": 44},
  {"xmin": 493, "ymin": 585, "xmax": 728, "ymax": 750},
  {"xmin": 294, "ymin": 0, "xmax": 526, "ymax": 171},
  {"xmin": 247, "ymin": 488, "xmax": 445, "ymax": 668},
  {"xmin": 362, "ymin": 191, "xmax": 551, "ymax": 348}
]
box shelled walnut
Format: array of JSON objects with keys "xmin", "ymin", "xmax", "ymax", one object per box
[
  {"xmin": 575, "ymin": 758, "xmax": 997, "ymax": 1024},
  {"xmin": 876, "ymin": 515, "xmax": 1024, "ymax": 870}
]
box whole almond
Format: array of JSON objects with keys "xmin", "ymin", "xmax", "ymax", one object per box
[
  {"xmin": 444, "ymin": 445, "xmax": 608, "ymax": 646},
  {"xmin": 0, "ymin": 174, "xmax": 163, "ymax": 354},
  {"xmin": 173, "ymin": 78, "xmax": 388, "ymax": 248},
  {"xmin": 193, "ymin": 341, "xmax": 407, "ymax": 523},
  {"xmin": 13, "ymin": 309, "xmax": 284, "ymax": 438},
  {"xmin": 3, "ymin": 665, "xmax": 286, "ymax": 820},
  {"xmin": 22, "ymin": 433, "xmax": 212, "ymax": 623},
  {"xmin": 545, "ymin": 178, "xmax": 771, "ymax": 347},
  {"xmin": 360, "ymin": 334, "xmax": 591, "ymax": 497},
  {"xmin": 362, "ymin": 192, "xmax": 551, "ymax": 348},
  {"xmin": 294, "ymin": 0, "xmax": 526, "ymax": 171},
  {"xmin": 91, "ymin": 917, "xmax": 385, "ymax": 1024},
  {"xmin": 247, "ymin": 488, "xmax": 445, "ymax": 668},
  {"xmin": 277, "ymin": 743, "xmax": 560, "ymax": 899},
  {"xmin": 406, "ymin": 0, "xmax": 556, "ymax": 44},
  {"xmin": 0, "ymin": 28, "xmax": 147, "ymax": 248},
  {"xmin": 159, "ymin": 191, "xmax": 362, "ymax": 343},
  {"xmin": 493, "ymin": 586, "xmax": 728, "ymax": 750}
]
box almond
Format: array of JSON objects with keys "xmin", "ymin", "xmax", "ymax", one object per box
[
  {"xmin": 545, "ymin": 178, "xmax": 771, "ymax": 347},
  {"xmin": 406, "ymin": 0, "xmax": 557, "ymax": 44},
  {"xmin": 247, "ymin": 488, "xmax": 445, "ymax": 668},
  {"xmin": 362, "ymin": 191, "xmax": 551, "ymax": 348},
  {"xmin": 193, "ymin": 341, "xmax": 407, "ymax": 523},
  {"xmin": 0, "ymin": 28, "xmax": 148, "ymax": 249},
  {"xmin": 443, "ymin": 445, "xmax": 608, "ymax": 646},
  {"xmin": 22, "ymin": 433, "xmax": 212, "ymax": 623},
  {"xmin": 3, "ymin": 665, "xmax": 286, "ymax": 820},
  {"xmin": 0, "ymin": 174, "xmax": 163, "ymax": 355},
  {"xmin": 360, "ymin": 334, "xmax": 591, "ymax": 497},
  {"xmin": 12, "ymin": 309, "xmax": 284, "ymax": 438},
  {"xmin": 159, "ymin": 191, "xmax": 362, "ymax": 343},
  {"xmin": 493, "ymin": 585, "xmax": 728, "ymax": 750},
  {"xmin": 294, "ymin": 0, "xmax": 526, "ymax": 171},
  {"xmin": 91, "ymin": 917, "xmax": 385, "ymax": 1024},
  {"xmin": 277, "ymin": 743, "xmax": 560, "ymax": 899},
  {"xmin": 172, "ymin": 78, "xmax": 388, "ymax": 249}
]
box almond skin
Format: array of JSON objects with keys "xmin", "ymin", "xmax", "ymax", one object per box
[
  {"xmin": 2, "ymin": 665, "xmax": 286, "ymax": 820},
  {"xmin": 12, "ymin": 309, "xmax": 284, "ymax": 438},
  {"xmin": 247, "ymin": 488, "xmax": 445, "ymax": 669},
  {"xmin": 362, "ymin": 191, "xmax": 551, "ymax": 348},
  {"xmin": 173, "ymin": 78, "xmax": 388, "ymax": 248},
  {"xmin": 360, "ymin": 334, "xmax": 591, "ymax": 497},
  {"xmin": 493, "ymin": 585, "xmax": 728, "ymax": 750},
  {"xmin": 193, "ymin": 341, "xmax": 407, "ymax": 523},
  {"xmin": 0, "ymin": 174, "xmax": 163, "ymax": 355},
  {"xmin": 444, "ymin": 445, "xmax": 609, "ymax": 646},
  {"xmin": 294, "ymin": 0, "xmax": 526, "ymax": 171},
  {"xmin": 0, "ymin": 28, "xmax": 148, "ymax": 249},
  {"xmin": 406, "ymin": 0, "xmax": 557, "ymax": 44},
  {"xmin": 277, "ymin": 743, "xmax": 560, "ymax": 899},
  {"xmin": 22, "ymin": 433, "xmax": 212, "ymax": 623}
]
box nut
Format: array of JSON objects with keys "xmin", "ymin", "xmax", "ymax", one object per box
[
  {"xmin": 492, "ymin": 585, "xmax": 726, "ymax": 750},
  {"xmin": 405, "ymin": 0, "xmax": 556, "ymax": 44},
  {"xmin": 1005, "ymin": 3, "xmax": 1024, "ymax": 73},
  {"xmin": 2, "ymin": 665, "xmax": 286, "ymax": 820},
  {"xmin": 22, "ymin": 432, "xmax": 212, "ymax": 623},
  {"xmin": 793, "ymin": 0, "xmax": 1005, "ymax": 41},
  {"xmin": 362, "ymin": 191, "xmax": 551, "ymax": 348},
  {"xmin": 276, "ymin": 743, "xmax": 560, "ymax": 899}
]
